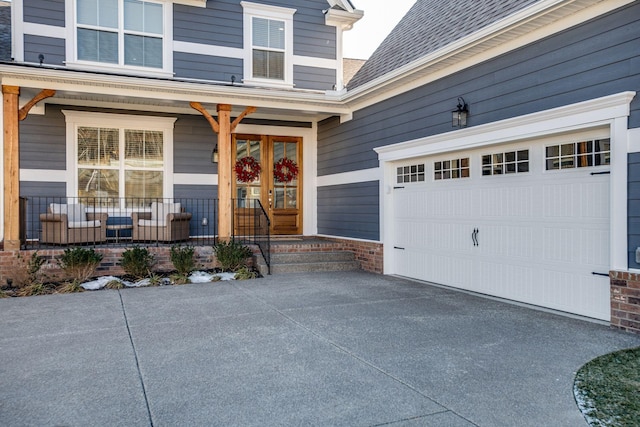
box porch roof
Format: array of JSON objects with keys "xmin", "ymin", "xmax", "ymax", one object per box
[{"xmin": 0, "ymin": 62, "xmax": 351, "ymax": 122}]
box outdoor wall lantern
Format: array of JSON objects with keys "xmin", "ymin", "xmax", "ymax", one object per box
[
  {"xmin": 211, "ymin": 143, "xmax": 219, "ymax": 163},
  {"xmin": 452, "ymin": 97, "xmax": 469, "ymax": 128}
]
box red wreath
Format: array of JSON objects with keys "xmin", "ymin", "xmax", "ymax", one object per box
[
  {"xmin": 234, "ymin": 156, "xmax": 261, "ymax": 183},
  {"xmin": 273, "ymin": 157, "xmax": 299, "ymax": 183}
]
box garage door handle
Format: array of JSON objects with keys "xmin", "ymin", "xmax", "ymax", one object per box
[
  {"xmin": 472, "ymin": 228, "xmax": 479, "ymax": 246},
  {"xmin": 394, "ymin": 246, "xmax": 405, "ymax": 250},
  {"xmin": 592, "ymin": 272, "xmax": 609, "ymax": 277}
]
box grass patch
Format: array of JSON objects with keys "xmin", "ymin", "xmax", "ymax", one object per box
[{"xmin": 574, "ymin": 347, "xmax": 640, "ymax": 426}]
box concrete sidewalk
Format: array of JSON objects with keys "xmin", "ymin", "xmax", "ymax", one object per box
[{"xmin": 1, "ymin": 271, "xmax": 639, "ymax": 426}]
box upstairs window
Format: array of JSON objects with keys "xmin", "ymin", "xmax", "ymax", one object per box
[
  {"xmin": 242, "ymin": 1, "xmax": 295, "ymax": 88},
  {"xmin": 75, "ymin": 0, "xmax": 165, "ymax": 70},
  {"xmin": 252, "ymin": 17, "xmax": 285, "ymax": 80}
]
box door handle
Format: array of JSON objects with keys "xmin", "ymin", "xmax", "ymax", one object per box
[{"xmin": 472, "ymin": 228, "xmax": 479, "ymax": 246}]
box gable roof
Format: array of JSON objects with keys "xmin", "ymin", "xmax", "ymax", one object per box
[{"xmin": 347, "ymin": 0, "xmax": 539, "ymax": 89}]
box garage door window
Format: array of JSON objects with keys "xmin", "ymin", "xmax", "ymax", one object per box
[
  {"xmin": 482, "ymin": 150, "xmax": 529, "ymax": 176},
  {"xmin": 545, "ymin": 139, "xmax": 610, "ymax": 170},
  {"xmin": 435, "ymin": 158, "xmax": 469, "ymax": 180},
  {"xmin": 397, "ymin": 164, "xmax": 425, "ymax": 183}
]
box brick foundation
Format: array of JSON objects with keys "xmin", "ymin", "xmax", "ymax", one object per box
[
  {"xmin": 610, "ymin": 270, "xmax": 640, "ymax": 334},
  {"xmin": 0, "ymin": 246, "xmax": 219, "ymax": 286}
]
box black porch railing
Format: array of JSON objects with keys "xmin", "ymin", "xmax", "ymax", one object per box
[
  {"xmin": 22, "ymin": 196, "xmax": 218, "ymax": 249},
  {"xmin": 232, "ymin": 198, "xmax": 271, "ymax": 275},
  {"xmin": 20, "ymin": 196, "xmax": 272, "ymax": 274}
]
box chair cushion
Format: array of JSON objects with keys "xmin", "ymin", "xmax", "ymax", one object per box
[
  {"xmin": 150, "ymin": 202, "xmax": 181, "ymax": 221},
  {"xmin": 50, "ymin": 203, "xmax": 86, "ymax": 222},
  {"xmin": 68, "ymin": 220, "xmax": 101, "ymax": 228},
  {"xmin": 138, "ymin": 219, "xmax": 166, "ymax": 227}
]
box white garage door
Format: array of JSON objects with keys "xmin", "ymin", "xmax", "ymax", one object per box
[{"xmin": 392, "ymin": 132, "xmax": 611, "ymax": 320}]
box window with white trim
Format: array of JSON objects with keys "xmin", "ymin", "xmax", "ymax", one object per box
[
  {"xmin": 241, "ymin": 1, "xmax": 295, "ymax": 88},
  {"xmin": 434, "ymin": 158, "xmax": 469, "ymax": 180},
  {"xmin": 482, "ymin": 150, "xmax": 529, "ymax": 176},
  {"xmin": 545, "ymin": 139, "xmax": 610, "ymax": 170},
  {"xmin": 64, "ymin": 111, "xmax": 176, "ymax": 207},
  {"xmin": 75, "ymin": 0, "xmax": 166, "ymax": 70},
  {"xmin": 397, "ymin": 164, "xmax": 425, "ymax": 183}
]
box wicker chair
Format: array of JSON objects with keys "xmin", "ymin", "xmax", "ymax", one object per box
[
  {"xmin": 40, "ymin": 203, "xmax": 108, "ymax": 245},
  {"xmin": 132, "ymin": 202, "xmax": 192, "ymax": 242}
]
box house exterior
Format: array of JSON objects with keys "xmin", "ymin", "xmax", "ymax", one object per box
[{"xmin": 2, "ymin": 0, "xmax": 640, "ymax": 331}]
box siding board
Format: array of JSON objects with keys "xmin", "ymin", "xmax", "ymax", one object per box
[
  {"xmin": 317, "ymin": 181, "xmax": 379, "ymax": 240},
  {"xmin": 23, "ymin": 35, "xmax": 65, "ymax": 66},
  {"xmin": 23, "ymin": 0, "xmax": 65, "ymax": 27}
]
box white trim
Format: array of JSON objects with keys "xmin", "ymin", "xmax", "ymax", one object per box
[
  {"xmin": 20, "ymin": 169, "xmax": 67, "ymax": 182},
  {"xmin": 62, "ymin": 110, "xmax": 177, "ymax": 198},
  {"xmin": 376, "ymin": 91, "xmax": 636, "ymax": 275},
  {"xmin": 172, "ymin": 41, "xmax": 244, "ymax": 59},
  {"xmin": 292, "ymin": 55, "xmax": 337, "ymax": 70},
  {"xmin": 375, "ymin": 92, "xmax": 637, "ymax": 161},
  {"xmin": 241, "ymin": 1, "xmax": 295, "ymax": 89},
  {"xmin": 174, "ymin": 173, "xmax": 218, "ymax": 186},
  {"xmin": 12, "ymin": 0, "xmax": 24, "ymax": 62},
  {"xmin": 64, "ymin": 0, "xmax": 174, "ymax": 76},
  {"xmin": 22, "ymin": 22, "xmax": 66, "ymax": 39},
  {"xmin": 317, "ymin": 167, "xmax": 381, "ymax": 187}
]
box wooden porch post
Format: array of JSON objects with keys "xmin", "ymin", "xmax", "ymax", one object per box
[
  {"xmin": 217, "ymin": 104, "xmax": 232, "ymax": 240},
  {"xmin": 190, "ymin": 102, "xmax": 256, "ymax": 242},
  {"xmin": 2, "ymin": 86, "xmax": 55, "ymax": 250},
  {"xmin": 3, "ymin": 85, "xmax": 21, "ymax": 250}
]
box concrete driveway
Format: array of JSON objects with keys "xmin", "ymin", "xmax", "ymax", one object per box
[{"xmin": 1, "ymin": 271, "xmax": 639, "ymax": 426}]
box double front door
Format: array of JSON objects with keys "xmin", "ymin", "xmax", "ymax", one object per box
[{"xmin": 233, "ymin": 134, "xmax": 302, "ymax": 235}]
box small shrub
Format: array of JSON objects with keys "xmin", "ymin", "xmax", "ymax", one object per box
[
  {"xmin": 214, "ymin": 240, "xmax": 253, "ymax": 272},
  {"xmin": 147, "ymin": 273, "xmax": 163, "ymax": 287},
  {"xmin": 16, "ymin": 282, "xmax": 53, "ymax": 297},
  {"xmin": 0, "ymin": 289, "xmax": 9, "ymax": 298},
  {"xmin": 170, "ymin": 273, "xmax": 189, "ymax": 285},
  {"xmin": 58, "ymin": 248, "xmax": 103, "ymax": 283},
  {"xmin": 7, "ymin": 252, "xmax": 47, "ymax": 288},
  {"xmin": 120, "ymin": 247, "xmax": 155, "ymax": 279},
  {"xmin": 234, "ymin": 267, "xmax": 257, "ymax": 280},
  {"xmin": 170, "ymin": 245, "xmax": 196, "ymax": 276},
  {"xmin": 57, "ymin": 281, "xmax": 84, "ymax": 294},
  {"xmin": 105, "ymin": 279, "xmax": 124, "ymax": 290}
]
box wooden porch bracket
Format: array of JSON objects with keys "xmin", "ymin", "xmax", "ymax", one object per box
[
  {"xmin": 3, "ymin": 86, "xmax": 55, "ymax": 250},
  {"xmin": 18, "ymin": 89, "xmax": 56, "ymax": 121},
  {"xmin": 190, "ymin": 102, "xmax": 256, "ymax": 240}
]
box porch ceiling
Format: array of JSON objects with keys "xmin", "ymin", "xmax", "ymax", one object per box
[{"xmin": 0, "ymin": 64, "xmax": 349, "ymax": 122}]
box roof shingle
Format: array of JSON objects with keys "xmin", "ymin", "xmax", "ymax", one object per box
[{"xmin": 347, "ymin": 0, "xmax": 540, "ymax": 89}]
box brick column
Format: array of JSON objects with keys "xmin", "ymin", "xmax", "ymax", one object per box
[{"xmin": 610, "ymin": 271, "xmax": 640, "ymax": 333}]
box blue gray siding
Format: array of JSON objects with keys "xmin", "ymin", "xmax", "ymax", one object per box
[
  {"xmin": 23, "ymin": 0, "xmax": 64, "ymax": 27},
  {"xmin": 292, "ymin": 1, "xmax": 336, "ymax": 60},
  {"xmin": 20, "ymin": 105, "xmax": 66, "ymax": 170},
  {"xmin": 174, "ymin": 115, "xmax": 219, "ymax": 175},
  {"xmin": 173, "ymin": 52, "xmax": 242, "ymax": 83},
  {"xmin": 318, "ymin": 2, "xmax": 640, "ymax": 176},
  {"xmin": 174, "ymin": 185, "xmax": 218, "ymax": 237},
  {"xmin": 23, "ymin": 35, "xmax": 65, "ymax": 66},
  {"xmin": 294, "ymin": 65, "xmax": 336, "ymax": 91},
  {"xmin": 317, "ymin": 181, "xmax": 379, "ymax": 240},
  {"xmin": 629, "ymin": 153, "xmax": 640, "ymax": 269},
  {"xmin": 174, "ymin": 0, "xmax": 243, "ymax": 48}
]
